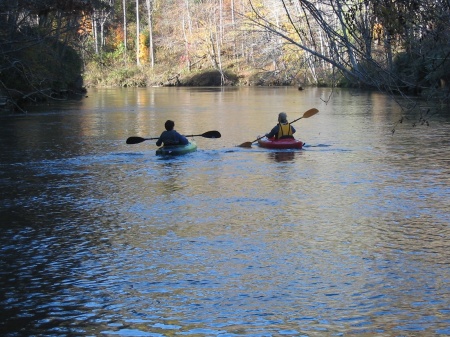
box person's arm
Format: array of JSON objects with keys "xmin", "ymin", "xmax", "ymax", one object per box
[
  {"xmin": 265, "ymin": 125, "xmax": 279, "ymax": 138},
  {"xmin": 156, "ymin": 131, "xmax": 165, "ymax": 146},
  {"xmin": 176, "ymin": 132, "xmax": 189, "ymax": 145},
  {"xmin": 291, "ymin": 125, "xmax": 296, "ymax": 134}
]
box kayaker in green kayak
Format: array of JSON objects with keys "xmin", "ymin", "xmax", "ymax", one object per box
[
  {"xmin": 265, "ymin": 112, "xmax": 296, "ymax": 140},
  {"xmin": 156, "ymin": 120, "xmax": 189, "ymax": 147}
]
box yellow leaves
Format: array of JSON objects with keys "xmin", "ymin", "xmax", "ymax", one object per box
[
  {"xmin": 138, "ymin": 33, "xmax": 149, "ymax": 64},
  {"xmin": 373, "ymin": 22, "xmax": 383, "ymax": 42},
  {"xmin": 77, "ymin": 13, "xmax": 92, "ymax": 35},
  {"xmin": 112, "ymin": 27, "xmax": 125, "ymax": 48}
]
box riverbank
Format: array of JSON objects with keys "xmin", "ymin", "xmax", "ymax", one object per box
[{"xmin": 82, "ymin": 60, "xmax": 322, "ymax": 89}]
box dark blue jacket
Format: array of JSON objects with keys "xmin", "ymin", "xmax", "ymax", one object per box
[{"xmin": 156, "ymin": 130, "xmax": 189, "ymax": 146}]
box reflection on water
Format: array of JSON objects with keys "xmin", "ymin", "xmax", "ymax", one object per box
[
  {"xmin": 1, "ymin": 87, "xmax": 449, "ymax": 336},
  {"xmin": 266, "ymin": 150, "xmax": 298, "ymax": 162}
]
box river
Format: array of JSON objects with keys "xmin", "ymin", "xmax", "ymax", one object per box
[{"xmin": 1, "ymin": 87, "xmax": 449, "ymax": 336}]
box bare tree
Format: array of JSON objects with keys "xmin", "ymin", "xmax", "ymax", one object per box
[
  {"xmin": 244, "ymin": 0, "xmax": 449, "ymax": 99},
  {"xmin": 136, "ymin": 0, "xmax": 140, "ymax": 66},
  {"xmin": 145, "ymin": 0, "xmax": 155, "ymax": 68},
  {"xmin": 123, "ymin": 0, "xmax": 128, "ymax": 63}
]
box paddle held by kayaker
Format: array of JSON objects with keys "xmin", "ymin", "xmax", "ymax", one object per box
[
  {"xmin": 156, "ymin": 120, "xmax": 189, "ymax": 146},
  {"xmin": 265, "ymin": 112, "xmax": 296, "ymax": 140}
]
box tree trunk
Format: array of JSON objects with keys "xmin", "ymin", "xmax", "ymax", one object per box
[
  {"xmin": 145, "ymin": 0, "xmax": 155, "ymax": 68},
  {"xmin": 136, "ymin": 0, "xmax": 140, "ymax": 66},
  {"xmin": 123, "ymin": 0, "xmax": 127, "ymax": 63},
  {"xmin": 92, "ymin": 12, "xmax": 99, "ymax": 54}
]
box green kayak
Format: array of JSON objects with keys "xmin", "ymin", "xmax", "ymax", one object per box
[{"xmin": 155, "ymin": 141, "xmax": 197, "ymax": 156}]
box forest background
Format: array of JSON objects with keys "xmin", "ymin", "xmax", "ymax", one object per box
[{"xmin": 0, "ymin": 0, "xmax": 449, "ymax": 114}]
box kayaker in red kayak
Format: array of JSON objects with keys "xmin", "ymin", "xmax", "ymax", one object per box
[
  {"xmin": 156, "ymin": 120, "xmax": 189, "ymax": 147},
  {"xmin": 265, "ymin": 112, "xmax": 296, "ymax": 140}
]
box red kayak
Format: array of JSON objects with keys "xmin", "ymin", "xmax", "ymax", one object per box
[{"xmin": 257, "ymin": 137, "xmax": 303, "ymax": 149}]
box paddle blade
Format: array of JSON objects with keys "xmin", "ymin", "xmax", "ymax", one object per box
[
  {"xmin": 126, "ymin": 136, "xmax": 147, "ymax": 144},
  {"xmin": 238, "ymin": 141, "xmax": 254, "ymax": 148},
  {"xmin": 302, "ymin": 108, "xmax": 319, "ymax": 118},
  {"xmin": 202, "ymin": 130, "xmax": 221, "ymax": 138}
]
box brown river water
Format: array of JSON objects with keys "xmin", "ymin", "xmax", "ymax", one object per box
[{"xmin": 1, "ymin": 87, "xmax": 449, "ymax": 336}]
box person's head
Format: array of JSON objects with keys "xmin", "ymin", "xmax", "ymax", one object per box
[
  {"xmin": 278, "ymin": 112, "xmax": 288, "ymax": 123},
  {"xmin": 164, "ymin": 120, "xmax": 175, "ymax": 131}
]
